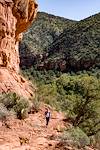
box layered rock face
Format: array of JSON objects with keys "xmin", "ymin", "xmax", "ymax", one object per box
[{"xmin": 0, "ymin": 0, "xmax": 38, "ymax": 98}]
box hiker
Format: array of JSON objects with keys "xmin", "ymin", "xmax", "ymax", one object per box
[{"xmin": 45, "ymin": 108, "xmax": 51, "ymax": 127}]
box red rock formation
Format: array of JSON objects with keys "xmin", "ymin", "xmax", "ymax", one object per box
[{"xmin": 0, "ymin": 0, "xmax": 38, "ymax": 98}]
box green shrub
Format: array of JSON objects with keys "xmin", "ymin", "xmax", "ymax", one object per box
[
  {"xmin": 0, "ymin": 93, "xmax": 30, "ymax": 120},
  {"xmin": 55, "ymin": 74, "xmax": 100, "ymax": 136},
  {"xmin": 60, "ymin": 127, "xmax": 90, "ymax": 147},
  {"xmin": 13, "ymin": 98, "xmax": 29, "ymax": 119},
  {"xmin": 0, "ymin": 93, "xmax": 19, "ymax": 110}
]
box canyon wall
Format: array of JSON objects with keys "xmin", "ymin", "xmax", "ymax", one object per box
[{"xmin": 0, "ymin": 0, "xmax": 38, "ymax": 98}]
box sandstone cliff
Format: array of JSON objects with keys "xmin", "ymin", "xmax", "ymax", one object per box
[{"xmin": 0, "ymin": 0, "xmax": 38, "ymax": 98}]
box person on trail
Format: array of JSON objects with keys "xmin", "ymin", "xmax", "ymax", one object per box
[{"xmin": 45, "ymin": 108, "xmax": 51, "ymax": 127}]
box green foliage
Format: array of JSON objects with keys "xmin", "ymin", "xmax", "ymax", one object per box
[
  {"xmin": 20, "ymin": 12, "xmax": 76, "ymax": 54},
  {"xmin": 56, "ymin": 74, "xmax": 100, "ymax": 135},
  {"xmin": 19, "ymin": 11, "xmax": 100, "ymax": 147},
  {"xmin": 20, "ymin": 12, "xmax": 100, "ymax": 72},
  {"xmin": 0, "ymin": 93, "xmax": 30, "ymax": 120},
  {"xmin": 60, "ymin": 127, "xmax": 90, "ymax": 147},
  {"xmin": 13, "ymin": 98, "xmax": 29, "ymax": 119},
  {"xmin": 0, "ymin": 93, "xmax": 19, "ymax": 110},
  {"xmin": 48, "ymin": 12, "xmax": 100, "ymax": 71},
  {"xmin": 22, "ymin": 67, "xmax": 61, "ymax": 85},
  {"xmin": 33, "ymin": 73, "xmax": 100, "ymax": 136}
]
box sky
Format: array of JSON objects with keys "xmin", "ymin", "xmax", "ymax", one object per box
[{"xmin": 37, "ymin": 0, "xmax": 100, "ymax": 21}]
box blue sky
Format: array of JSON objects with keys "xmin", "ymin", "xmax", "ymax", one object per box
[{"xmin": 37, "ymin": 0, "xmax": 100, "ymax": 20}]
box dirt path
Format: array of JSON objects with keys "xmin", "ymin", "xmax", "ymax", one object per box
[{"xmin": 0, "ymin": 105, "xmax": 65, "ymax": 150}]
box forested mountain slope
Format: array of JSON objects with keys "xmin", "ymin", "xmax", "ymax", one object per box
[
  {"xmin": 20, "ymin": 12, "xmax": 100, "ymax": 72},
  {"xmin": 46, "ymin": 13, "xmax": 100, "ymax": 71},
  {"xmin": 19, "ymin": 12, "xmax": 77, "ymax": 68}
]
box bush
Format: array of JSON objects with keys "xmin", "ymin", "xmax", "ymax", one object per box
[
  {"xmin": 56, "ymin": 74, "xmax": 100, "ymax": 136},
  {"xmin": 13, "ymin": 98, "xmax": 30, "ymax": 119},
  {"xmin": 0, "ymin": 93, "xmax": 30, "ymax": 120},
  {"xmin": 60, "ymin": 127, "xmax": 90, "ymax": 147},
  {"xmin": 0, "ymin": 93, "xmax": 19, "ymax": 110}
]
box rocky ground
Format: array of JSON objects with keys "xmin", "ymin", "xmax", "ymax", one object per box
[
  {"xmin": 0, "ymin": 104, "xmax": 95, "ymax": 150},
  {"xmin": 0, "ymin": 104, "xmax": 64, "ymax": 150}
]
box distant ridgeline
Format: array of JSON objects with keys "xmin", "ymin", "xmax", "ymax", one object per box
[{"xmin": 20, "ymin": 12, "xmax": 100, "ymax": 72}]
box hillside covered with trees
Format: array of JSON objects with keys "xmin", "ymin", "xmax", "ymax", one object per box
[{"xmin": 20, "ymin": 12, "xmax": 100, "ymax": 73}]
